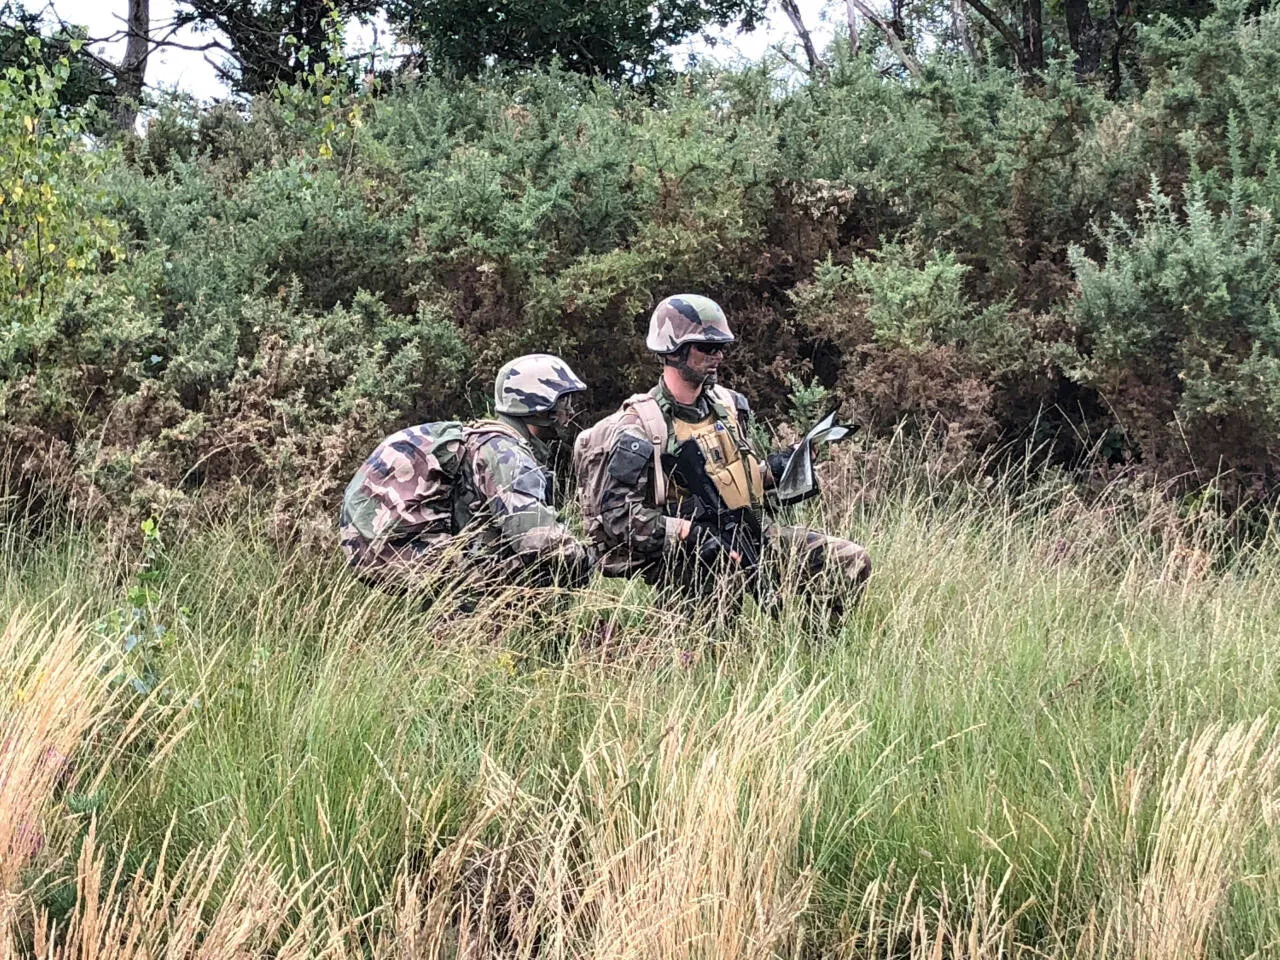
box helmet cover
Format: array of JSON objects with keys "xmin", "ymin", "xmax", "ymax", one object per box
[
  {"xmin": 494, "ymin": 354, "xmax": 587, "ymax": 416},
  {"xmin": 645, "ymin": 295, "xmax": 735, "ymax": 354}
]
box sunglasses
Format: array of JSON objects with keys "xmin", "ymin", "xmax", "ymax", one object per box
[{"xmin": 691, "ymin": 341, "xmax": 731, "ymax": 357}]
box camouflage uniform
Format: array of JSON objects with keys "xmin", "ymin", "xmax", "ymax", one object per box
[
  {"xmin": 590, "ymin": 384, "xmax": 870, "ymax": 594},
  {"xmin": 340, "ymin": 355, "xmax": 590, "ymax": 597},
  {"xmin": 588, "ymin": 295, "xmax": 870, "ymax": 610}
]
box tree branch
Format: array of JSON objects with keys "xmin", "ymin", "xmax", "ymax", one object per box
[
  {"xmin": 203, "ymin": 52, "xmax": 239, "ymax": 85},
  {"xmin": 958, "ymin": 0, "xmax": 1025, "ymax": 69},
  {"xmin": 844, "ymin": 0, "xmax": 923, "ymax": 77},
  {"xmin": 770, "ymin": 41, "xmax": 809, "ymax": 75},
  {"xmin": 150, "ymin": 36, "xmax": 231, "ymax": 54},
  {"xmin": 778, "ymin": 0, "xmax": 821, "ymax": 74}
]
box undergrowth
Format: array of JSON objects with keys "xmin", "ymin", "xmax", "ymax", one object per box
[{"xmin": 3, "ymin": 442, "xmax": 1279, "ymax": 957}]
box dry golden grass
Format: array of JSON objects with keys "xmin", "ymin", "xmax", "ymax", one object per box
[
  {"xmin": 2, "ymin": 622, "xmax": 863, "ymax": 960},
  {"xmin": 1089, "ymin": 719, "xmax": 1280, "ymax": 960},
  {"xmin": 1, "ymin": 612, "xmax": 112, "ymax": 900},
  {"xmin": 9, "ymin": 608, "xmax": 1278, "ymax": 960}
]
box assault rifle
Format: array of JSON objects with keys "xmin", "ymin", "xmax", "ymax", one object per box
[{"xmin": 669, "ymin": 439, "xmax": 767, "ymax": 597}]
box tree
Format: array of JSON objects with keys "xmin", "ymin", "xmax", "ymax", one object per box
[
  {"xmin": 0, "ymin": 3, "xmax": 113, "ymax": 119},
  {"xmin": 0, "ymin": 32, "xmax": 120, "ymax": 336},
  {"xmin": 175, "ymin": 0, "xmax": 379, "ymax": 95},
  {"xmin": 5, "ymin": 0, "xmax": 161, "ymax": 132},
  {"xmin": 113, "ymin": 0, "xmax": 150, "ymax": 128},
  {"xmin": 384, "ymin": 0, "xmax": 768, "ymax": 82}
]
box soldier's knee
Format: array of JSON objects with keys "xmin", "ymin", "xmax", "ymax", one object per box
[
  {"xmin": 850, "ymin": 548, "xmax": 871, "ymax": 584},
  {"xmin": 825, "ymin": 540, "xmax": 870, "ymax": 587}
]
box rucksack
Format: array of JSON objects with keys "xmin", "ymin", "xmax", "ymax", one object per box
[
  {"xmin": 341, "ymin": 421, "xmax": 470, "ymax": 547},
  {"xmin": 573, "ymin": 394, "xmax": 670, "ymax": 532}
]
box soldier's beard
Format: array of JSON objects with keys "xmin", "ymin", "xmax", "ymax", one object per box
[{"xmin": 671, "ymin": 355, "xmax": 715, "ymax": 389}]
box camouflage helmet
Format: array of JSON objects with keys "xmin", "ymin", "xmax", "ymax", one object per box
[
  {"xmin": 494, "ymin": 353, "xmax": 587, "ymax": 416},
  {"xmin": 645, "ymin": 294, "xmax": 735, "ymax": 354}
]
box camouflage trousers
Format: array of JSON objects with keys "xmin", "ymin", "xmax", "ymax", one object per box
[
  {"xmin": 766, "ymin": 522, "xmax": 871, "ymax": 594},
  {"xmin": 340, "ymin": 530, "xmax": 556, "ymax": 605}
]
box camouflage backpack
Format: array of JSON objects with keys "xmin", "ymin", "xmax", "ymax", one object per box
[
  {"xmin": 340, "ymin": 421, "xmax": 469, "ymax": 557},
  {"xmin": 573, "ymin": 394, "xmax": 670, "ymax": 535}
]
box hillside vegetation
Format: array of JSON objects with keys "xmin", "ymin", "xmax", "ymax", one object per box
[
  {"xmin": 4, "ymin": 0, "xmax": 1280, "ymax": 955},
  {"xmin": 2, "ymin": 0, "xmax": 1279, "ymax": 530}
]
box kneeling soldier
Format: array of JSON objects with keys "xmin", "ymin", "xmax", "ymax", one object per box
[
  {"xmin": 341, "ymin": 354, "xmax": 591, "ymax": 597},
  {"xmin": 576, "ymin": 295, "xmax": 870, "ymax": 616}
]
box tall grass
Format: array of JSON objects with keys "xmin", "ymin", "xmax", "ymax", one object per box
[{"xmin": 3, "ymin": 445, "xmax": 1280, "ymax": 957}]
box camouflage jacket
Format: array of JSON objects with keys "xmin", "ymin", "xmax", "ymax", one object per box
[
  {"xmin": 590, "ymin": 381, "xmax": 787, "ymax": 575},
  {"xmin": 340, "ymin": 416, "xmax": 587, "ymax": 591}
]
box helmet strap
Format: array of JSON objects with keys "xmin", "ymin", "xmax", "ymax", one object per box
[{"xmin": 664, "ymin": 345, "xmax": 715, "ymax": 388}]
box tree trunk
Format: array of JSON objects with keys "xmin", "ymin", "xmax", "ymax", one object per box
[
  {"xmin": 113, "ymin": 0, "xmax": 150, "ymax": 128},
  {"xmin": 112, "ymin": 0, "xmax": 150, "ymax": 132},
  {"xmin": 844, "ymin": 0, "xmax": 861, "ymax": 57},
  {"xmin": 1107, "ymin": 0, "xmax": 1133, "ymax": 97},
  {"xmin": 1065, "ymin": 0, "xmax": 1102, "ymax": 74},
  {"xmin": 1022, "ymin": 0, "xmax": 1044, "ymax": 70},
  {"xmin": 952, "ymin": 0, "xmax": 976, "ymax": 59}
]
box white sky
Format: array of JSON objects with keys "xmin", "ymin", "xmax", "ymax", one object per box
[{"xmin": 46, "ymin": 0, "xmax": 840, "ymax": 102}]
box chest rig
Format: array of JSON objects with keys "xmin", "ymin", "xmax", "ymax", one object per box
[{"xmin": 659, "ymin": 387, "xmax": 764, "ymax": 512}]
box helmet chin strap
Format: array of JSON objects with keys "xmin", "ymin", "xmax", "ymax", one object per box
[{"xmin": 666, "ymin": 345, "xmax": 714, "ymax": 388}]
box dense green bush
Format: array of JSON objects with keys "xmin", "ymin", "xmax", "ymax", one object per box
[
  {"xmin": 2, "ymin": 0, "xmax": 1279, "ymax": 526},
  {"xmin": 1070, "ymin": 179, "xmax": 1280, "ymax": 489}
]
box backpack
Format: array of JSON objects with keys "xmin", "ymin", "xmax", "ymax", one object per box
[
  {"xmin": 573, "ymin": 387, "xmax": 755, "ymax": 528},
  {"xmin": 573, "ymin": 394, "xmax": 670, "ymax": 532},
  {"xmin": 341, "ymin": 421, "xmax": 469, "ymax": 547}
]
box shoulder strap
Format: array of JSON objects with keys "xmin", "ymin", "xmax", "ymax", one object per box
[
  {"xmin": 707, "ymin": 385, "xmax": 737, "ymax": 424},
  {"xmin": 466, "ymin": 418, "xmax": 526, "ymax": 443},
  {"xmin": 622, "ymin": 394, "xmax": 669, "ymax": 506}
]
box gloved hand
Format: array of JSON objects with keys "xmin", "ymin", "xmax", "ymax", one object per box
[
  {"xmin": 686, "ymin": 521, "xmax": 758, "ymax": 571},
  {"xmin": 766, "ymin": 449, "xmax": 793, "ymax": 483},
  {"xmin": 685, "ymin": 521, "xmax": 729, "ymax": 565}
]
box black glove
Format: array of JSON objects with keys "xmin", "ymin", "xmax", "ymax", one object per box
[
  {"xmin": 767, "ymin": 449, "xmax": 792, "ymax": 482},
  {"xmin": 686, "ymin": 521, "xmax": 761, "ymax": 572},
  {"xmin": 685, "ymin": 521, "xmax": 731, "ymax": 567}
]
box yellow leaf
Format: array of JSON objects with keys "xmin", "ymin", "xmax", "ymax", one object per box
[
  {"xmin": 45, "ymin": 243, "xmax": 56, "ymax": 254},
  {"xmin": 66, "ymin": 257, "xmax": 79, "ymax": 270},
  {"xmin": 318, "ymin": 142, "xmax": 333, "ymax": 159},
  {"xmin": 23, "ymin": 116, "xmax": 34, "ymax": 133}
]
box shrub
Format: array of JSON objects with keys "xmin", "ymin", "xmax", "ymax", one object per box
[
  {"xmin": 1069, "ymin": 178, "xmax": 1280, "ymax": 495},
  {"xmin": 6, "ymin": 0, "xmax": 1280, "ymax": 522}
]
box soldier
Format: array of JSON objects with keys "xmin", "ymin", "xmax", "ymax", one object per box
[
  {"xmin": 340, "ymin": 354, "xmax": 591, "ymax": 599},
  {"xmin": 576, "ymin": 294, "xmax": 870, "ymax": 616}
]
